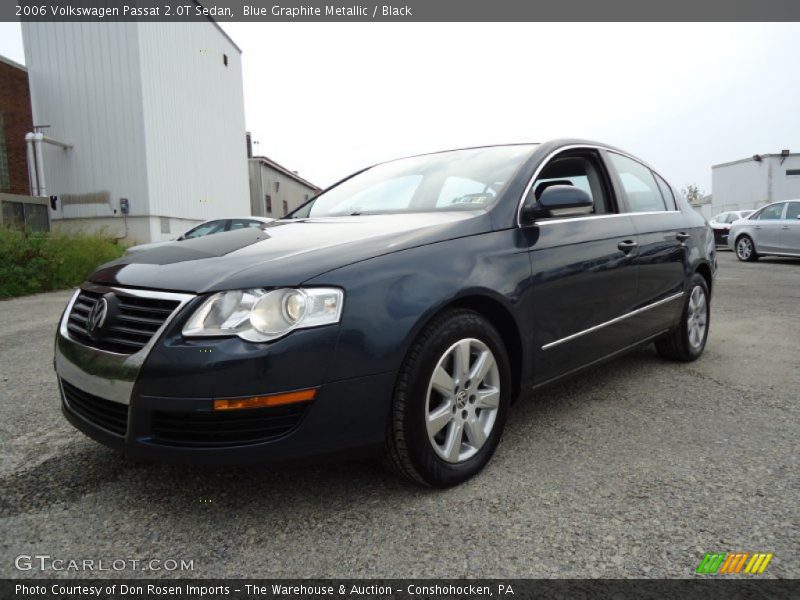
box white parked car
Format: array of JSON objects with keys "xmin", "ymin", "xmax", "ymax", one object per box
[
  {"xmin": 709, "ymin": 210, "xmax": 754, "ymax": 247},
  {"xmin": 125, "ymin": 217, "xmax": 275, "ymax": 255},
  {"xmin": 728, "ymin": 200, "xmax": 800, "ymax": 261}
]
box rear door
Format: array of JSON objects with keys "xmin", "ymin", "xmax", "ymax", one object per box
[
  {"xmin": 754, "ymin": 203, "xmax": 787, "ymax": 252},
  {"xmin": 527, "ymin": 149, "xmax": 640, "ymax": 382},
  {"xmin": 604, "ymin": 151, "xmax": 687, "ymax": 341},
  {"xmin": 780, "ymin": 201, "xmax": 800, "ymax": 254}
]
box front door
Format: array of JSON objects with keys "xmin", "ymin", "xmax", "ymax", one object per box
[{"xmin": 526, "ymin": 149, "xmax": 640, "ymax": 383}]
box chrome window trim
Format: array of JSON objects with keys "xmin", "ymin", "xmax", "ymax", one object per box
[
  {"xmin": 516, "ymin": 143, "xmax": 679, "ymax": 228},
  {"xmin": 536, "ymin": 211, "xmax": 681, "ymax": 226},
  {"xmin": 541, "ymin": 291, "xmax": 685, "ymax": 350},
  {"xmin": 55, "ymin": 285, "xmax": 195, "ymax": 405}
]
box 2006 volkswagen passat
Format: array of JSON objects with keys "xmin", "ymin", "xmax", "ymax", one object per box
[{"xmin": 56, "ymin": 140, "xmax": 715, "ymax": 487}]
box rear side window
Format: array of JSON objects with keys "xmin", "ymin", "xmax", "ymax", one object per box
[
  {"xmin": 785, "ymin": 202, "xmax": 800, "ymax": 220},
  {"xmin": 608, "ymin": 152, "xmax": 667, "ymax": 212},
  {"xmin": 653, "ymin": 173, "xmax": 677, "ymax": 210},
  {"xmin": 758, "ymin": 203, "xmax": 785, "ymax": 220}
]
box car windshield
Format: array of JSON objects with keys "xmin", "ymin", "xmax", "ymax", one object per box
[{"xmin": 290, "ymin": 145, "xmax": 537, "ymax": 218}]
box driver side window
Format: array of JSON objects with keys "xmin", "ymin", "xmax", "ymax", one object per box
[{"xmin": 531, "ymin": 154, "xmax": 609, "ymax": 215}]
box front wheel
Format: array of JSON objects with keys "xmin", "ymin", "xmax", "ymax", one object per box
[
  {"xmin": 384, "ymin": 310, "xmax": 511, "ymax": 487},
  {"xmin": 655, "ymin": 273, "xmax": 710, "ymax": 362},
  {"xmin": 735, "ymin": 235, "xmax": 759, "ymax": 262}
]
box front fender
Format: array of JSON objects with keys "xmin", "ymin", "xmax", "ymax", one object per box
[{"xmin": 305, "ymin": 229, "xmax": 533, "ymax": 383}]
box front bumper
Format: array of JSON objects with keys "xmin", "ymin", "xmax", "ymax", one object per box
[
  {"xmin": 55, "ymin": 285, "xmax": 394, "ymax": 464},
  {"xmin": 59, "ymin": 371, "xmax": 394, "ymax": 464}
]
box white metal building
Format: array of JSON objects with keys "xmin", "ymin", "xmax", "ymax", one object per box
[
  {"xmin": 21, "ymin": 21, "xmax": 249, "ymax": 244},
  {"xmin": 710, "ymin": 151, "xmax": 800, "ymax": 218},
  {"xmin": 248, "ymin": 155, "xmax": 320, "ymax": 218}
]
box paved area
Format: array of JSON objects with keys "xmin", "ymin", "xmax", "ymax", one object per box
[{"xmin": 1, "ymin": 252, "xmax": 798, "ymax": 579}]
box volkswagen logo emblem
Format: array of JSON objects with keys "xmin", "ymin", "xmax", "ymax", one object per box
[{"xmin": 86, "ymin": 297, "xmax": 109, "ymax": 339}]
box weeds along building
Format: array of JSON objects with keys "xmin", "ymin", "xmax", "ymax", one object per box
[{"xmin": 21, "ymin": 21, "xmax": 249, "ymax": 244}]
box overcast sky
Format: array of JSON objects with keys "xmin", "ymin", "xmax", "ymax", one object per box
[{"xmin": 2, "ymin": 22, "xmax": 798, "ymax": 192}]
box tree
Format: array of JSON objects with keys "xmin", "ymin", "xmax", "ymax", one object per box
[{"xmin": 681, "ymin": 184, "xmax": 706, "ymax": 205}]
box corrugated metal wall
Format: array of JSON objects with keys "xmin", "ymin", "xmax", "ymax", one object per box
[
  {"xmin": 21, "ymin": 22, "xmax": 250, "ymax": 242},
  {"xmin": 21, "ymin": 22, "xmax": 149, "ymax": 229},
  {"xmin": 138, "ymin": 23, "xmax": 249, "ymax": 240},
  {"xmin": 712, "ymin": 155, "xmax": 800, "ymax": 214}
]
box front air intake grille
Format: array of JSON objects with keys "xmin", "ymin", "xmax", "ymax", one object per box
[
  {"xmin": 61, "ymin": 380, "xmax": 129, "ymax": 437},
  {"xmin": 67, "ymin": 289, "xmax": 180, "ymax": 354},
  {"xmin": 151, "ymin": 403, "xmax": 310, "ymax": 448}
]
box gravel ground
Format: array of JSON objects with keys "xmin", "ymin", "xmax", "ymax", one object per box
[{"xmin": 1, "ymin": 252, "xmax": 798, "ymax": 579}]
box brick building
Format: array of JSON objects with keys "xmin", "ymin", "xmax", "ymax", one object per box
[{"xmin": 0, "ymin": 55, "xmax": 33, "ymax": 195}]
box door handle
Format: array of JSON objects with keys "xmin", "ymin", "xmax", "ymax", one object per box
[
  {"xmin": 676, "ymin": 232, "xmax": 690, "ymax": 242},
  {"xmin": 617, "ymin": 240, "xmax": 638, "ymax": 253},
  {"xmin": 782, "ymin": 225, "xmax": 790, "ymax": 229}
]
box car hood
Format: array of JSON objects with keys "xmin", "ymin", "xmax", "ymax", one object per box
[
  {"xmin": 89, "ymin": 212, "xmax": 489, "ymax": 293},
  {"xmin": 125, "ymin": 240, "xmax": 173, "ymax": 254}
]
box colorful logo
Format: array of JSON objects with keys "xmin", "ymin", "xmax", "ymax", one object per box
[{"xmin": 696, "ymin": 552, "xmax": 773, "ymax": 575}]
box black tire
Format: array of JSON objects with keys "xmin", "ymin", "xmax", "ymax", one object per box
[
  {"xmin": 735, "ymin": 234, "xmax": 759, "ymax": 262},
  {"xmin": 383, "ymin": 309, "xmax": 511, "ymax": 487},
  {"xmin": 655, "ymin": 273, "xmax": 710, "ymax": 362}
]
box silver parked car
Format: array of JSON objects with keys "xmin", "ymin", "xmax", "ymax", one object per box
[
  {"xmin": 125, "ymin": 216, "xmax": 274, "ymax": 255},
  {"xmin": 709, "ymin": 210, "xmax": 754, "ymax": 247},
  {"xmin": 728, "ymin": 200, "xmax": 800, "ymax": 261}
]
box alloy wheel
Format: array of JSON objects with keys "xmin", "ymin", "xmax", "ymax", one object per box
[
  {"xmin": 737, "ymin": 237, "xmax": 752, "ymax": 260},
  {"xmin": 686, "ymin": 285, "xmax": 708, "ymax": 350},
  {"xmin": 425, "ymin": 338, "xmax": 500, "ymax": 463}
]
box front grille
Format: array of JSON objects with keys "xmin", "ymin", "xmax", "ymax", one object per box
[
  {"xmin": 151, "ymin": 403, "xmax": 310, "ymax": 448},
  {"xmin": 67, "ymin": 289, "xmax": 180, "ymax": 354},
  {"xmin": 61, "ymin": 380, "xmax": 129, "ymax": 437}
]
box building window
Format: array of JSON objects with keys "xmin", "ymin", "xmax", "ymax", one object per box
[
  {"xmin": 787, "ymin": 169, "xmax": 800, "ymax": 176},
  {"xmin": 282, "ymin": 200, "xmax": 288, "ymax": 216},
  {"xmin": 304, "ymin": 194, "xmax": 309, "ymax": 202},
  {"xmin": 265, "ymin": 194, "xmax": 272, "ymax": 213},
  {"xmin": 223, "ymin": 54, "xmax": 228, "ymax": 67},
  {"xmin": 160, "ymin": 217, "xmax": 171, "ymax": 234},
  {"xmin": 0, "ymin": 113, "xmax": 10, "ymax": 192},
  {"xmin": 274, "ymin": 181, "xmax": 280, "ymax": 192}
]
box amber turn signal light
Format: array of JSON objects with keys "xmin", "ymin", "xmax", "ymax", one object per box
[{"xmin": 213, "ymin": 388, "xmax": 317, "ymax": 411}]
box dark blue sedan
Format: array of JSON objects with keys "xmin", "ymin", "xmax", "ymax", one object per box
[{"xmin": 55, "ymin": 140, "xmax": 715, "ymax": 487}]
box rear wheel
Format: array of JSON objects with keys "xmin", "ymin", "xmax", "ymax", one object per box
[
  {"xmin": 655, "ymin": 273, "xmax": 710, "ymax": 362},
  {"xmin": 735, "ymin": 235, "xmax": 759, "ymax": 262},
  {"xmin": 384, "ymin": 310, "xmax": 511, "ymax": 487}
]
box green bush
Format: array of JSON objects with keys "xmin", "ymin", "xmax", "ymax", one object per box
[{"xmin": 0, "ymin": 228, "xmax": 125, "ymax": 299}]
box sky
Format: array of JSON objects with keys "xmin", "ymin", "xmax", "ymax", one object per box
[{"xmin": 2, "ymin": 21, "xmax": 798, "ymax": 192}]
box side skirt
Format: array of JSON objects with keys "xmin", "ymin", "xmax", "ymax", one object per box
[{"xmin": 529, "ymin": 329, "xmax": 671, "ymax": 393}]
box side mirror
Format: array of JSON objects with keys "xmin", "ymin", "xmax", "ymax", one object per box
[{"xmin": 521, "ymin": 185, "xmax": 593, "ymax": 223}]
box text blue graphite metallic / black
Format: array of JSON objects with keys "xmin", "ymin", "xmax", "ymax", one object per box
[{"xmin": 55, "ymin": 140, "xmax": 716, "ymax": 486}]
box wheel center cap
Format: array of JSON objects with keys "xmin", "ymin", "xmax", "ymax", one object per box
[{"xmin": 455, "ymin": 390, "xmax": 468, "ymax": 409}]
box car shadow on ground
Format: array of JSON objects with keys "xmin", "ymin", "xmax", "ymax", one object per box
[{"xmin": 3, "ymin": 346, "xmax": 667, "ymax": 517}]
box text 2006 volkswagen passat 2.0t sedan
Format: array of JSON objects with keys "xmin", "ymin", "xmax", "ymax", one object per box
[{"xmin": 56, "ymin": 140, "xmax": 715, "ymax": 487}]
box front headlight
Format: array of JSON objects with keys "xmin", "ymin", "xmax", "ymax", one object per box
[{"xmin": 183, "ymin": 288, "xmax": 344, "ymax": 342}]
